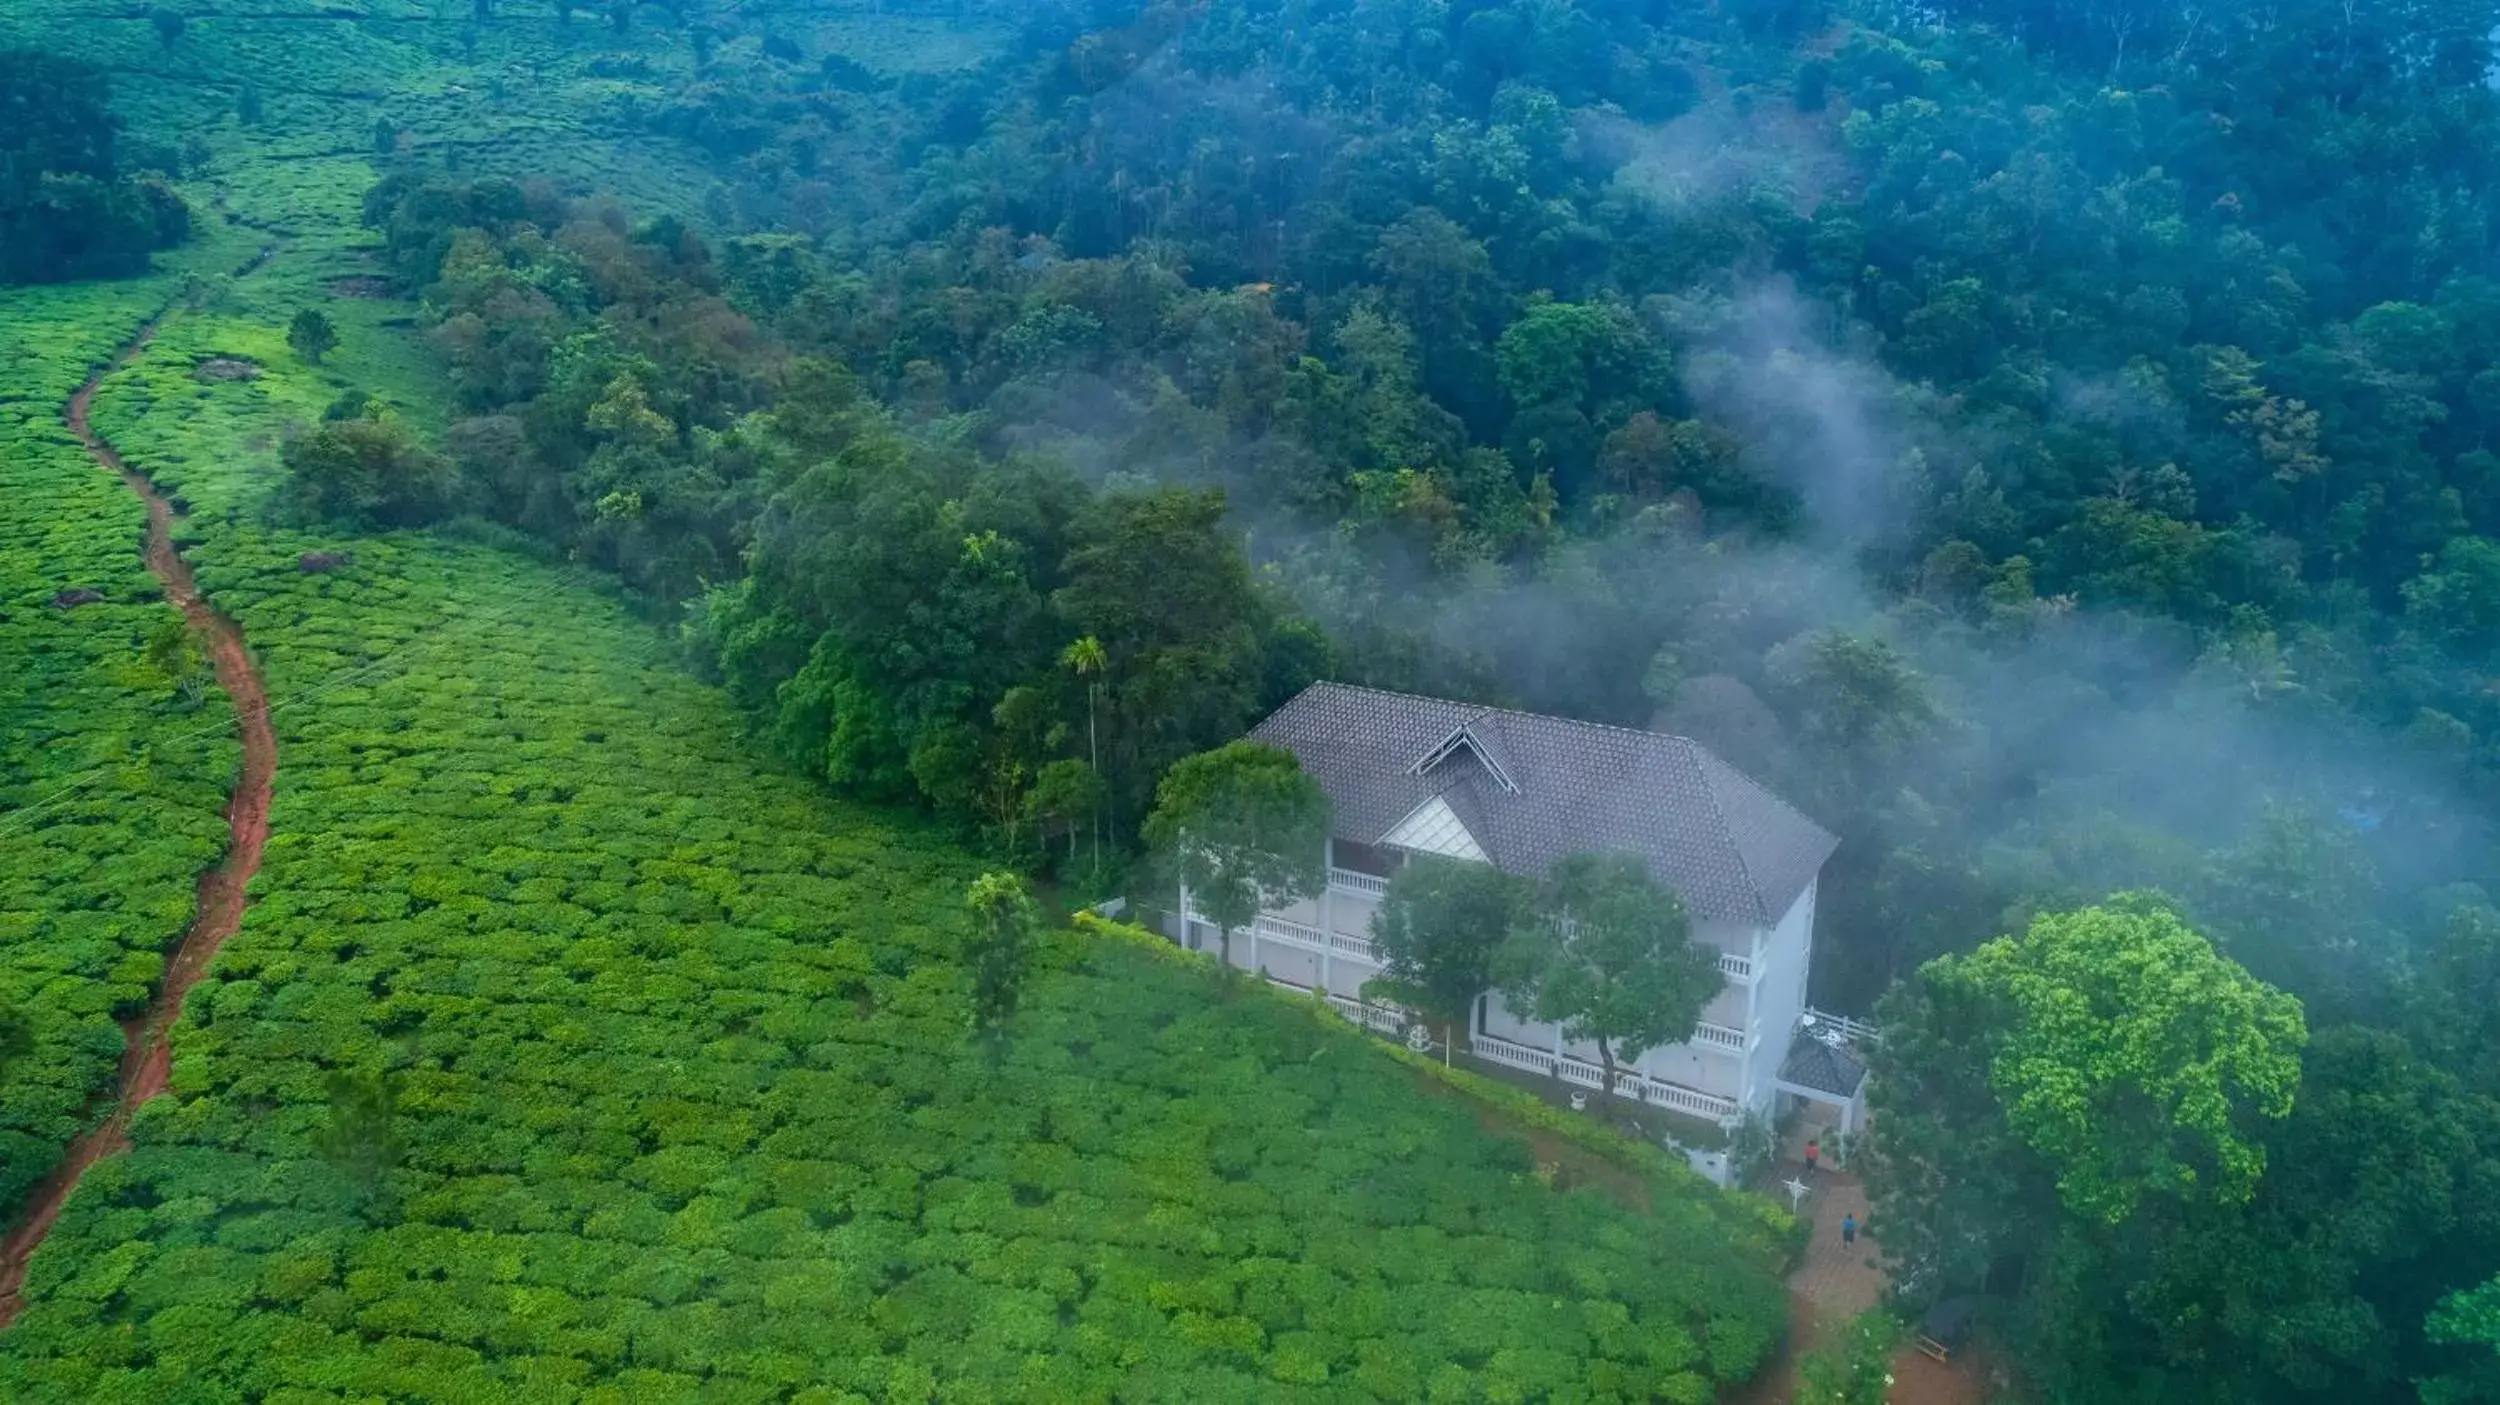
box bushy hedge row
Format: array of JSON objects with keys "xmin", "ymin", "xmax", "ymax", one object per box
[{"xmin": 1, "ymin": 223, "xmax": 1789, "ymax": 1399}]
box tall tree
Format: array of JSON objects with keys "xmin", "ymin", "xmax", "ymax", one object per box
[
  {"xmin": 1060, "ymin": 633, "xmax": 1108, "ymax": 866},
  {"xmin": 1367, "ymin": 854, "xmax": 1534, "ymax": 1060},
  {"xmin": 0, "ymin": 51, "xmax": 191, "ymax": 285},
  {"xmin": 963, "ymin": 872, "xmax": 1042, "ymax": 1062},
  {"xmin": 288, "ymin": 307, "xmax": 340, "ymax": 365},
  {"xmin": 1874, "ymin": 895, "xmax": 2306, "ymax": 1234},
  {"xmin": 1867, "ymin": 893, "xmax": 2312, "ymax": 1395},
  {"xmin": 1142, "ymin": 740, "xmax": 1330, "ymax": 975},
  {"xmin": 1056, "ymin": 489, "xmax": 1274, "ymax": 836},
  {"xmin": 1495, "ymin": 852, "xmax": 1723, "ymax": 1087}
]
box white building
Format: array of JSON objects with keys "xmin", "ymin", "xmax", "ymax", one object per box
[{"xmin": 1172, "ymin": 682, "xmax": 1866, "ymax": 1134}]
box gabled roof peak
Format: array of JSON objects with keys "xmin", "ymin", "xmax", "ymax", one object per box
[{"xmin": 1408, "ymin": 712, "xmax": 1521, "ymax": 796}]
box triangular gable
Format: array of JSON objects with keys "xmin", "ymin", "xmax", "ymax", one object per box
[
  {"xmin": 1381, "ymin": 794, "xmax": 1488, "ymax": 860},
  {"xmin": 1408, "ymin": 718, "xmax": 1520, "ymax": 796}
]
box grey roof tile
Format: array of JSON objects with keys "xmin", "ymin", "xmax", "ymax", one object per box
[
  {"xmin": 1250, "ymin": 682, "xmax": 1838, "ymax": 924},
  {"xmin": 1778, "ymin": 1034, "xmax": 1868, "ymax": 1099}
]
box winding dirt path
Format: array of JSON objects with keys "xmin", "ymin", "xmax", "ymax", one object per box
[{"xmin": 0, "ymin": 304, "xmax": 279, "ymax": 1326}]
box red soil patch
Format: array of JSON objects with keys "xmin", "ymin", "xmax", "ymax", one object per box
[{"xmin": 0, "ymin": 316, "xmax": 279, "ymax": 1326}]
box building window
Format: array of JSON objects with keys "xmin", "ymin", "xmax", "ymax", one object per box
[{"xmin": 1331, "ymin": 840, "xmax": 1400, "ymax": 877}]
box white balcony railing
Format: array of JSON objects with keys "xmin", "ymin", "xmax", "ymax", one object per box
[
  {"xmin": 1327, "ymin": 867, "xmax": 1390, "ymax": 899},
  {"xmin": 1253, "ymin": 913, "xmax": 1324, "ymax": 946},
  {"xmin": 1692, "ymin": 1021, "xmax": 1752, "ymax": 1055},
  {"xmin": 1193, "ymin": 908, "xmax": 1379, "ymax": 965},
  {"xmin": 1801, "ymin": 1007, "xmax": 1878, "ymax": 1043},
  {"xmin": 1718, "ymin": 951, "xmax": 1755, "ymax": 984},
  {"xmin": 1265, "ymin": 976, "xmax": 1414, "ymax": 1038},
  {"xmin": 1467, "ymin": 1034, "xmax": 1742, "ymax": 1124}
]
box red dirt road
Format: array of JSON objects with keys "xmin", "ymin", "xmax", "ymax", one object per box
[{"xmin": 0, "ymin": 317, "xmax": 278, "ymax": 1325}]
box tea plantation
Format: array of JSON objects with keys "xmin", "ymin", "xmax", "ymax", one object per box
[
  {"xmin": 0, "ymin": 218, "xmax": 270, "ymax": 1214},
  {"xmin": 0, "ymin": 230, "xmax": 1792, "ymax": 1396},
  {"xmin": 0, "ymin": 4, "xmax": 1795, "ymax": 1399}
]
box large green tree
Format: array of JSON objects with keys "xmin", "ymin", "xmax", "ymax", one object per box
[
  {"xmin": 1494, "ymin": 852, "xmax": 1723, "ymax": 1086},
  {"xmin": 1875, "ymin": 895, "xmax": 2307, "ymax": 1233},
  {"xmin": 962, "ymin": 871, "xmax": 1043, "ymax": 1062},
  {"xmin": 1055, "ymin": 487, "xmax": 1277, "ymax": 833},
  {"xmin": 1366, "ymin": 854, "xmax": 1534, "ymax": 1055},
  {"xmin": 281, "ymin": 416, "xmax": 460, "ymax": 528},
  {"xmin": 2424, "ymin": 1275, "xmax": 2500, "ymax": 1405},
  {"xmin": 1868, "ymin": 896, "xmax": 2329, "ymax": 1398},
  {"xmin": 1142, "ymin": 740, "xmax": 1331, "ymax": 974}
]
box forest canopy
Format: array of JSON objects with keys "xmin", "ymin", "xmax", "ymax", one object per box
[{"xmin": 0, "ymin": 50, "xmax": 188, "ymax": 285}]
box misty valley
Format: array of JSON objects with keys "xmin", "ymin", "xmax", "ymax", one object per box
[{"xmin": 2, "ymin": 0, "xmax": 2498, "ymax": 1402}]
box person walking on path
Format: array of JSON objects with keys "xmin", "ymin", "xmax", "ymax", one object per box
[
  {"xmin": 1804, "ymin": 1138, "xmax": 1820, "ymax": 1177},
  {"xmin": 1841, "ymin": 1212, "xmax": 1858, "ymax": 1247}
]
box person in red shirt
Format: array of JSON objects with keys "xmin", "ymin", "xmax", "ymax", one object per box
[{"xmin": 1804, "ymin": 1138, "xmax": 1821, "ymax": 1177}]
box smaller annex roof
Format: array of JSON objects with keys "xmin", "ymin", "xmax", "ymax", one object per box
[
  {"xmin": 1777, "ymin": 1035, "xmax": 1868, "ymax": 1101},
  {"xmin": 1249, "ymin": 682, "xmax": 1837, "ymax": 925}
]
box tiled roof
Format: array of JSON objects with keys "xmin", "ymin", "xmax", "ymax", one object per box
[
  {"xmin": 1249, "ymin": 682, "xmax": 1837, "ymax": 925},
  {"xmin": 1777, "ymin": 1034, "xmax": 1868, "ymax": 1099}
]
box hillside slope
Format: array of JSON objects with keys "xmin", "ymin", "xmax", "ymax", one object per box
[{"xmin": 0, "ymin": 8, "xmax": 1795, "ymax": 1400}]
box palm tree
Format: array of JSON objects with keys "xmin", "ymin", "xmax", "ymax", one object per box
[{"xmin": 1061, "ymin": 635, "xmax": 1108, "ymax": 871}]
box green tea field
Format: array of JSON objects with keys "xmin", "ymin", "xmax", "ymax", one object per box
[{"xmin": 0, "ymin": 7, "xmax": 1798, "ymax": 1400}]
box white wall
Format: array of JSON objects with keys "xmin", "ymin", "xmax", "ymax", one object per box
[
  {"xmin": 1205, "ymin": 853, "xmax": 1826, "ymax": 1115},
  {"xmin": 1742, "ymin": 879, "xmax": 1818, "ymax": 1111}
]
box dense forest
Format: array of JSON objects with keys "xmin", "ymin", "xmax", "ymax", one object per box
[
  {"xmin": 0, "ymin": 51, "xmax": 191, "ymax": 285},
  {"xmin": 8, "ymin": 0, "xmax": 2500, "ymax": 1398}
]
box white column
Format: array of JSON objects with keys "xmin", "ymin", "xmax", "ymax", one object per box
[{"xmin": 1317, "ymin": 838, "xmax": 1334, "ymax": 995}]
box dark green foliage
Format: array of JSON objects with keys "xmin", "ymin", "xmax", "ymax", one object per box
[
  {"xmin": 1796, "ymin": 1309, "xmax": 1905, "ymax": 1405},
  {"xmin": 280, "ymin": 417, "xmax": 458, "ymax": 528},
  {"xmin": 1496, "ymin": 853, "xmax": 1723, "ymax": 1082},
  {"xmin": 0, "ymin": 51, "xmax": 190, "ymax": 285},
  {"xmin": 962, "ymin": 871, "xmax": 1040, "ymax": 1059},
  {"xmin": 1864, "ymin": 899, "xmax": 2500, "ymax": 1401},
  {"xmin": 1142, "ymin": 741, "xmax": 1331, "ymax": 967},
  {"xmin": 312, "ymin": 1068, "xmax": 404, "ymax": 1202},
  {"xmin": 286, "ymin": 307, "xmax": 338, "ymax": 365},
  {"xmin": 148, "ymin": 8, "xmax": 182, "ymax": 50},
  {"xmin": 0, "ymin": 1002, "xmax": 33, "ymax": 1081},
  {"xmin": 1368, "ymin": 854, "xmax": 1533, "ymax": 1044}
]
